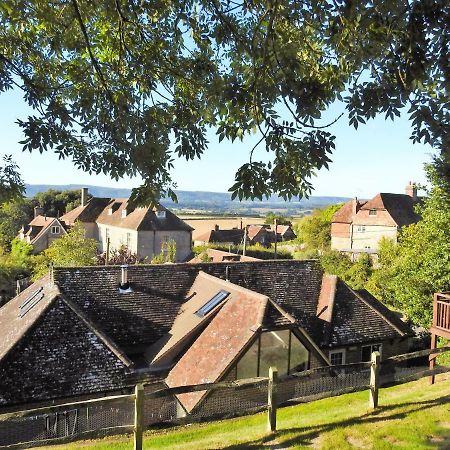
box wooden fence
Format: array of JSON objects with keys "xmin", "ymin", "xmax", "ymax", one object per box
[{"xmin": 1, "ymin": 346, "xmax": 449, "ymax": 450}]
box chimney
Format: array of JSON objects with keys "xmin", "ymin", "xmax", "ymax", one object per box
[
  {"xmin": 119, "ymin": 265, "xmax": 132, "ymax": 293},
  {"xmin": 214, "ymin": 224, "xmax": 219, "ymax": 231},
  {"xmin": 34, "ymin": 206, "xmax": 44, "ymax": 218},
  {"xmin": 405, "ymin": 181, "xmax": 417, "ymax": 200},
  {"xmin": 352, "ymin": 197, "xmax": 359, "ymax": 216},
  {"xmin": 81, "ymin": 187, "xmax": 88, "ymax": 207}
]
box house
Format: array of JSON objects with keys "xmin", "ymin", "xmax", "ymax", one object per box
[
  {"xmin": 194, "ymin": 225, "xmax": 244, "ymax": 246},
  {"xmin": 18, "ymin": 207, "xmax": 67, "ymax": 254},
  {"xmin": 270, "ymin": 224, "xmax": 296, "ymax": 242},
  {"xmin": 0, "ymin": 260, "xmax": 413, "ymax": 413},
  {"xmin": 331, "ymin": 182, "xmax": 421, "ymax": 257},
  {"xmin": 19, "ymin": 188, "xmax": 194, "ymax": 262}
]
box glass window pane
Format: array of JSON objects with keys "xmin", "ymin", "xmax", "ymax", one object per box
[
  {"xmin": 361, "ymin": 346, "xmax": 371, "ymax": 361},
  {"xmin": 236, "ymin": 338, "xmax": 259, "ymax": 379},
  {"xmin": 290, "ymin": 332, "xmax": 309, "ymax": 373},
  {"xmin": 259, "ymin": 330, "xmax": 289, "ymax": 376}
]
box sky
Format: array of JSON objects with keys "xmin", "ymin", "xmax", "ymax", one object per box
[{"xmin": 0, "ymin": 87, "xmax": 434, "ymax": 199}]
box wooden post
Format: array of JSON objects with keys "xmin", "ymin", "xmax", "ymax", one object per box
[
  {"xmin": 134, "ymin": 384, "xmax": 144, "ymax": 450},
  {"xmin": 267, "ymin": 366, "xmax": 278, "ymax": 432},
  {"xmin": 274, "ymin": 219, "xmax": 278, "ymax": 259},
  {"xmin": 429, "ymin": 333, "xmax": 438, "ymax": 385},
  {"xmin": 369, "ymin": 351, "xmax": 380, "ymax": 409},
  {"xmin": 106, "ymin": 237, "xmax": 110, "ymax": 265},
  {"xmin": 243, "ymin": 226, "xmax": 247, "ymax": 256}
]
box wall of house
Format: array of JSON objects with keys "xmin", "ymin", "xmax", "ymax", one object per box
[
  {"xmin": 325, "ymin": 337, "xmax": 411, "ymax": 365},
  {"xmin": 350, "ymin": 224, "xmax": 397, "ymax": 251},
  {"xmin": 81, "ymin": 222, "xmax": 98, "ymax": 240},
  {"xmin": 138, "ymin": 230, "xmax": 192, "ymax": 262},
  {"xmin": 331, "ymin": 223, "xmax": 351, "ymax": 250},
  {"xmin": 32, "ymin": 227, "xmax": 64, "ymax": 254},
  {"xmin": 97, "ymin": 223, "xmax": 139, "ymax": 254}
]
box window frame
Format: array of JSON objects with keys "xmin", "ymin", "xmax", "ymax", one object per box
[
  {"xmin": 51, "ymin": 225, "xmax": 60, "ymax": 235},
  {"xmin": 369, "ymin": 209, "xmax": 377, "ymax": 216},
  {"xmin": 361, "ymin": 343, "xmax": 383, "ymax": 362},
  {"xmin": 329, "ymin": 349, "xmax": 346, "ymax": 366}
]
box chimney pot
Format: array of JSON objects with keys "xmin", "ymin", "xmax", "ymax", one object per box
[
  {"xmin": 405, "ymin": 182, "xmax": 417, "ymax": 200},
  {"xmin": 214, "ymin": 224, "xmax": 219, "ymax": 231}
]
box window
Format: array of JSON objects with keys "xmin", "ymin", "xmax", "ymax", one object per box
[
  {"xmin": 369, "ymin": 209, "xmax": 377, "ymax": 216},
  {"xmin": 361, "ymin": 343, "xmax": 382, "ymax": 362},
  {"xmin": 156, "ymin": 210, "xmax": 166, "ymax": 219},
  {"xmin": 329, "ymin": 349, "xmax": 345, "ymax": 366},
  {"xmin": 108, "ymin": 208, "xmax": 113, "ymax": 215},
  {"xmin": 235, "ymin": 330, "xmax": 310, "ymax": 378},
  {"xmin": 121, "ymin": 209, "xmax": 127, "ymax": 218},
  {"xmin": 105, "ymin": 228, "xmax": 110, "ymax": 241},
  {"xmin": 195, "ymin": 290, "xmax": 230, "ymax": 317},
  {"xmin": 356, "ymin": 225, "xmax": 366, "ymax": 232},
  {"xmin": 126, "ymin": 233, "xmax": 131, "ymax": 249},
  {"xmin": 51, "ymin": 226, "xmax": 60, "ymax": 234}
]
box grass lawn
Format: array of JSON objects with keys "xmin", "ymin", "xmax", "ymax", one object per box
[{"xmin": 38, "ymin": 374, "xmax": 450, "ymax": 450}]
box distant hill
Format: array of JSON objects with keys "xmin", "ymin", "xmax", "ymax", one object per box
[{"xmin": 25, "ymin": 184, "xmax": 349, "ymax": 214}]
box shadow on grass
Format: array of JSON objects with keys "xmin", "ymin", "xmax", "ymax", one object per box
[{"xmin": 219, "ymin": 394, "xmax": 450, "ymax": 449}]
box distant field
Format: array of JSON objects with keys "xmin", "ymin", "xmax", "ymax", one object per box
[{"xmin": 180, "ymin": 216, "xmax": 264, "ymax": 240}]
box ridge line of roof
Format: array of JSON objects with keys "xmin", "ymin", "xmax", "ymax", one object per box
[{"xmin": 60, "ymin": 295, "xmax": 134, "ymax": 368}]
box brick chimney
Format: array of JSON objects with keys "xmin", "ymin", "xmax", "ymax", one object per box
[
  {"xmin": 81, "ymin": 187, "xmax": 89, "ymax": 207},
  {"xmin": 214, "ymin": 224, "xmax": 219, "ymax": 231},
  {"xmin": 405, "ymin": 181, "xmax": 417, "ymax": 200},
  {"xmin": 34, "ymin": 206, "xmax": 44, "ymax": 218},
  {"xmin": 352, "ymin": 197, "xmax": 359, "ymax": 216}
]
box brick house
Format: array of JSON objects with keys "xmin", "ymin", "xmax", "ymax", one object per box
[
  {"xmin": 19, "ymin": 188, "xmax": 194, "ymax": 262},
  {"xmin": 331, "ymin": 182, "xmax": 421, "ymax": 257},
  {"xmin": 0, "ymin": 260, "xmax": 413, "ymax": 413}
]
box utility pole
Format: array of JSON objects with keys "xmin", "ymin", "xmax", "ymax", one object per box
[
  {"xmin": 106, "ymin": 237, "xmax": 110, "ymax": 265},
  {"xmin": 274, "ymin": 218, "xmax": 278, "ymax": 259},
  {"xmin": 243, "ymin": 225, "xmax": 247, "ymax": 256}
]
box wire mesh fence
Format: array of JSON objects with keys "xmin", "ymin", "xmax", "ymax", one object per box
[{"xmin": 1, "ymin": 348, "xmax": 449, "ymax": 449}]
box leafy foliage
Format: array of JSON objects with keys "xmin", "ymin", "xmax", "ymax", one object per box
[
  {"xmin": 264, "ymin": 212, "xmax": 292, "ymax": 226},
  {"xmin": 96, "ymin": 245, "xmax": 144, "ymax": 265},
  {"xmin": 33, "ymin": 223, "xmax": 97, "ymax": 278},
  {"xmin": 294, "ymin": 203, "xmax": 343, "ymax": 256},
  {"xmin": 151, "ymin": 239, "xmax": 177, "ymax": 264},
  {"xmin": 1, "ymin": 1, "xmax": 448, "ymax": 203},
  {"xmin": 0, "ymin": 155, "xmax": 24, "ymax": 204},
  {"xmin": 367, "ymin": 164, "xmax": 450, "ymax": 327}
]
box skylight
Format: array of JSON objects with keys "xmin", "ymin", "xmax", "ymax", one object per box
[
  {"xmin": 195, "ymin": 290, "xmax": 230, "ymax": 317},
  {"xmin": 19, "ymin": 287, "xmax": 44, "ymax": 318}
]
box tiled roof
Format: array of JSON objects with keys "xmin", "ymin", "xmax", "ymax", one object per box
[
  {"xmin": 195, "ymin": 229, "xmax": 244, "ymax": 244},
  {"xmin": 332, "ymin": 200, "xmax": 364, "ymax": 223},
  {"xmin": 30, "ymin": 217, "xmax": 67, "ymax": 245},
  {"xmin": 326, "ymin": 281, "xmax": 411, "ymax": 347},
  {"xmin": 247, "ymin": 225, "xmax": 266, "ymax": 240},
  {"xmin": 360, "ymin": 193, "xmax": 421, "ymax": 227},
  {"xmin": 188, "ymin": 249, "xmax": 261, "ymax": 263},
  {"xmin": 60, "ymin": 198, "xmax": 112, "ymax": 224},
  {"xmin": 95, "ymin": 200, "xmax": 193, "ymax": 232},
  {"xmin": 166, "ymin": 286, "xmax": 268, "ymax": 413}
]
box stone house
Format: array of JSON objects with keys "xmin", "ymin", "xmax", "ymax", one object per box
[
  {"xmin": 19, "ymin": 188, "xmax": 194, "ymax": 262},
  {"xmin": 0, "ymin": 260, "xmax": 413, "ymax": 414},
  {"xmin": 18, "ymin": 208, "xmax": 67, "ymax": 254},
  {"xmin": 331, "ymin": 182, "xmax": 421, "ymax": 257}
]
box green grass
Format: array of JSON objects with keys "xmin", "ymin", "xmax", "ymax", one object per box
[{"xmin": 39, "ymin": 374, "xmax": 450, "ymax": 449}]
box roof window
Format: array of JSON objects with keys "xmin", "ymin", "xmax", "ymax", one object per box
[
  {"xmin": 156, "ymin": 210, "xmax": 166, "ymax": 219},
  {"xmin": 195, "ymin": 290, "xmax": 230, "ymax": 317},
  {"xmin": 19, "ymin": 287, "xmax": 44, "ymax": 318}
]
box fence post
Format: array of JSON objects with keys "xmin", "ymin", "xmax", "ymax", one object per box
[
  {"xmin": 267, "ymin": 366, "xmax": 278, "ymax": 432},
  {"xmin": 369, "ymin": 351, "xmax": 381, "ymax": 409},
  {"xmin": 134, "ymin": 383, "xmax": 144, "ymax": 450}
]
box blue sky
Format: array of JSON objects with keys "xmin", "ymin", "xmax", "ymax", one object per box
[{"xmin": 0, "ymin": 87, "xmax": 433, "ymax": 199}]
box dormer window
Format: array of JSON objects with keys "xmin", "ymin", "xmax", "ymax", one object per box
[
  {"xmin": 156, "ymin": 210, "xmax": 166, "ymax": 219},
  {"xmin": 108, "ymin": 208, "xmax": 113, "ymax": 215},
  {"xmin": 369, "ymin": 209, "xmax": 377, "ymax": 216},
  {"xmin": 121, "ymin": 209, "xmax": 127, "ymax": 218}
]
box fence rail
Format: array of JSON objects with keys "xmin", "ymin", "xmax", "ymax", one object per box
[{"xmin": 1, "ymin": 347, "xmax": 449, "ymax": 450}]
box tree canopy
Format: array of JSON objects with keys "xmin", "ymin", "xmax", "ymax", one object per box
[{"xmin": 0, "ymin": 1, "xmax": 448, "ymax": 204}]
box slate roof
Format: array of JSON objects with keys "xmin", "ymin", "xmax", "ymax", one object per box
[
  {"xmin": 188, "ymin": 248, "xmax": 261, "ymax": 263},
  {"xmin": 59, "ymin": 197, "xmax": 112, "ymax": 224},
  {"xmin": 0, "ymin": 276, "xmax": 135, "ymax": 407}
]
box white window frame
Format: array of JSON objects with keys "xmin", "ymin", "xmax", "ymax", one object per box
[
  {"xmin": 121, "ymin": 209, "xmax": 127, "ymax": 218},
  {"xmin": 51, "ymin": 226, "xmax": 60, "ymax": 234},
  {"xmin": 329, "ymin": 349, "xmax": 346, "ymax": 366},
  {"xmin": 156, "ymin": 210, "xmax": 166, "ymax": 219},
  {"xmin": 356, "ymin": 225, "xmax": 366, "ymax": 233}
]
